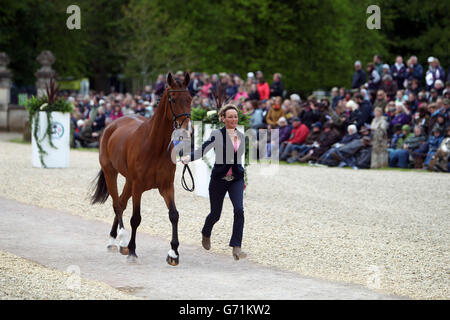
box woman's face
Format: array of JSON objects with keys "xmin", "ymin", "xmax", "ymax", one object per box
[
  {"xmin": 374, "ymin": 109, "xmax": 382, "ymax": 118},
  {"xmin": 222, "ymin": 109, "xmax": 239, "ymax": 129}
]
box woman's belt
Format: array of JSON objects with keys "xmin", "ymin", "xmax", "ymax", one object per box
[{"xmin": 222, "ymin": 175, "xmax": 235, "ymax": 181}]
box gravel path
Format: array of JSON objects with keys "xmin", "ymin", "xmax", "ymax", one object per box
[
  {"xmin": 0, "ymin": 137, "xmax": 449, "ymax": 299},
  {"xmin": 0, "ymin": 250, "xmax": 136, "ymax": 299},
  {"xmin": 0, "ymin": 197, "xmax": 396, "ymax": 299}
]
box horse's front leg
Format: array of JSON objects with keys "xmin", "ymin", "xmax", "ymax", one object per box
[{"xmin": 159, "ymin": 185, "xmax": 179, "ymax": 266}]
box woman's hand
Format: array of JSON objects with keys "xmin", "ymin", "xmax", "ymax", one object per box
[{"xmin": 181, "ymin": 155, "xmax": 190, "ymax": 164}]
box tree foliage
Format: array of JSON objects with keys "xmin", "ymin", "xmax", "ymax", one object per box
[{"xmin": 0, "ymin": 0, "xmax": 448, "ymax": 94}]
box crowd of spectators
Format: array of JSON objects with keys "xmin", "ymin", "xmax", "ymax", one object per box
[{"xmin": 66, "ymin": 54, "xmax": 450, "ymax": 172}]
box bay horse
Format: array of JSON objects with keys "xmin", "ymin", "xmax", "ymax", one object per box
[{"xmin": 90, "ymin": 72, "xmax": 192, "ymax": 266}]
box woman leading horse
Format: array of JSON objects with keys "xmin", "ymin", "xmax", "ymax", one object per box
[
  {"xmin": 90, "ymin": 72, "xmax": 191, "ymax": 266},
  {"xmin": 181, "ymin": 104, "xmax": 247, "ymax": 260}
]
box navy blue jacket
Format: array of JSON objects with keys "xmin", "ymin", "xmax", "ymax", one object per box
[
  {"xmin": 352, "ymin": 70, "xmax": 367, "ymax": 89},
  {"xmin": 190, "ymin": 126, "xmax": 246, "ymax": 180}
]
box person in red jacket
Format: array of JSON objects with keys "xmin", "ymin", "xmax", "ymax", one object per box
[
  {"xmin": 257, "ymin": 77, "xmax": 270, "ymax": 100},
  {"xmin": 279, "ymin": 117, "xmax": 310, "ymax": 160}
]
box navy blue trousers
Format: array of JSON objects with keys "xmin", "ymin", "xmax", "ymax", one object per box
[{"xmin": 202, "ymin": 177, "xmax": 245, "ymax": 247}]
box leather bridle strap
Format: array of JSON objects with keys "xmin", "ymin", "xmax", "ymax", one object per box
[
  {"xmin": 167, "ymin": 89, "xmax": 191, "ymax": 129},
  {"xmin": 165, "ymin": 88, "xmax": 195, "ymax": 192}
]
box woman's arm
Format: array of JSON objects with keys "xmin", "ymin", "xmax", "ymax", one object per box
[{"xmin": 182, "ymin": 130, "xmax": 219, "ymax": 164}]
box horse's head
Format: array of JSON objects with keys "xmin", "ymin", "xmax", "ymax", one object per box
[{"xmin": 165, "ymin": 72, "xmax": 192, "ymax": 130}]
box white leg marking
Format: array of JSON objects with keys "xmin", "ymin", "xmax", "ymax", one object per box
[
  {"xmin": 168, "ymin": 249, "xmax": 178, "ymax": 258},
  {"xmin": 108, "ymin": 236, "xmax": 117, "ymax": 246},
  {"xmin": 117, "ymin": 228, "xmax": 128, "ymax": 247}
]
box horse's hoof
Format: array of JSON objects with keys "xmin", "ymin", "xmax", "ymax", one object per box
[
  {"xmin": 107, "ymin": 245, "xmax": 118, "ymax": 252},
  {"xmin": 119, "ymin": 246, "xmax": 129, "ymax": 255},
  {"xmin": 166, "ymin": 255, "xmax": 179, "ymax": 266},
  {"xmin": 127, "ymin": 254, "xmax": 138, "ymax": 263}
]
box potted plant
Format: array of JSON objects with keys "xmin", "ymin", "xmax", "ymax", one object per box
[{"xmin": 25, "ymin": 78, "xmax": 73, "ymax": 168}]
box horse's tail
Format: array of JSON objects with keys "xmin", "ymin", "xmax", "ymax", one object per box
[{"xmin": 91, "ymin": 169, "xmax": 109, "ymax": 204}]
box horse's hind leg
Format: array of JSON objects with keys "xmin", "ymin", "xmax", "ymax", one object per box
[
  {"xmin": 159, "ymin": 185, "xmax": 180, "ymax": 266},
  {"xmin": 102, "ymin": 165, "xmax": 128, "ymax": 254},
  {"xmin": 108, "ymin": 179, "xmax": 132, "ymax": 252}
]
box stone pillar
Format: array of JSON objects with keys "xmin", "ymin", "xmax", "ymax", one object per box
[
  {"xmin": 35, "ymin": 51, "xmax": 56, "ymax": 98},
  {"xmin": 0, "ymin": 52, "xmax": 12, "ymax": 130}
]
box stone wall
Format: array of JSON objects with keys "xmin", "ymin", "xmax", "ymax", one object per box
[{"xmin": 0, "ymin": 51, "xmax": 56, "ymax": 133}]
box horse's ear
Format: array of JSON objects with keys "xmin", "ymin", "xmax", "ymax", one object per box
[
  {"xmin": 183, "ymin": 72, "xmax": 190, "ymax": 87},
  {"xmin": 167, "ymin": 72, "xmax": 176, "ymax": 88}
]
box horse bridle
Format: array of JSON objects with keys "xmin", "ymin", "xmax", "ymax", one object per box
[
  {"xmin": 165, "ymin": 88, "xmax": 195, "ymax": 192},
  {"xmin": 167, "ymin": 88, "xmax": 191, "ymax": 129}
]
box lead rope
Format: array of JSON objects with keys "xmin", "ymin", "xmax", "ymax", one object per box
[
  {"xmin": 167, "ymin": 138, "xmax": 195, "ymax": 192},
  {"xmin": 181, "ymin": 162, "xmax": 195, "ymax": 192}
]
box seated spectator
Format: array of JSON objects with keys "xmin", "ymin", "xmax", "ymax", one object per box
[
  {"xmin": 418, "ymin": 127, "xmax": 444, "ymax": 169},
  {"xmin": 404, "ymin": 92, "xmax": 418, "ymax": 114},
  {"xmin": 329, "ymin": 136, "xmax": 372, "ymax": 169},
  {"xmin": 110, "ymin": 104, "xmax": 124, "ymax": 122},
  {"xmin": 428, "ymin": 88, "xmax": 439, "ymax": 103},
  {"xmin": 390, "ymin": 103, "xmax": 410, "ymax": 130},
  {"xmin": 281, "ymin": 99, "xmax": 295, "ymax": 121},
  {"xmin": 286, "ymin": 122, "xmax": 322, "ymax": 162},
  {"xmin": 389, "ymin": 125, "xmax": 426, "ymax": 168},
  {"xmin": 327, "ymin": 100, "xmax": 347, "ymax": 138},
  {"xmin": 381, "ymin": 64, "xmax": 391, "ymax": 78},
  {"xmin": 277, "ymin": 117, "xmax": 292, "ymax": 145},
  {"xmin": 317, "ymin": 124, "xmax": 360, "ymax": 166},
  {"xmin": 430, "ymin": 113, "xmax": 447, "ymax": 136},
  {"xmin": 248, "ymin": 83, "xmax": 260, "ymax": 101},
  {"xmin": 427, "ymin": 127, "xmax": 450, "ymax": 172},
  {"xmin": 265, "ymin": 96, "xmax": 286, "ymax": 129},
  {"xmin": 380, "ymin": 75, "xmax": 398, "ymax": 100},
  {"xmin": 153, "ymin": 74, "xmax": 165, "ymax": 97},
  {"xmin": 298, "ymin": 122, "xmax": 339, "ymax": 163},
  {"xmin": 279, "ymin": 117, "xmax": 310, "ymax": 161},
  {"xmin": 248, "ymin": 101, "xmax": 265, "ymax": 130},
  {"xmin": 300, "ymin": 100, "xmax": 321, "ymax": 129},
  {"xmin": 91, "ymin": 106, "xmax": 106, "ymax": 139},
  {"xmin": 434, "ymin": 80, "xmax": 444, "ymax": 96},
  {"xmin": 134, "ymin": 101, "xmax": 146, "ymax": 116},
  {"xmin": 373, "ymin": 90, "xmax": 388, "ymax": 113},
  {"xmin": 350, "ymin": 93, "xmax": 373, "ymax": 129},
  {"xmin": 406, "ymin": 78, "xmax": 421, "ymax": 96},
  {"xmin": 411, "ymin": 105, "xmax": 430, "ymax": 135},
  {"xmin": 290, "ymin": 93, "xmax": 301, "ymax": 105},
  {"xmin": 234, "ymin": 85, "xmax": 249, "ymax": 101}
]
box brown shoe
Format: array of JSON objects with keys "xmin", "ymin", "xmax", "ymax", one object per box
[
  {"xmin": 202, "ymin": 235, "xmax": 211, "ymax": 250},
  {"xmin": 232, "ymin": 247, "xmax": 247, "ymax": 260}
]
